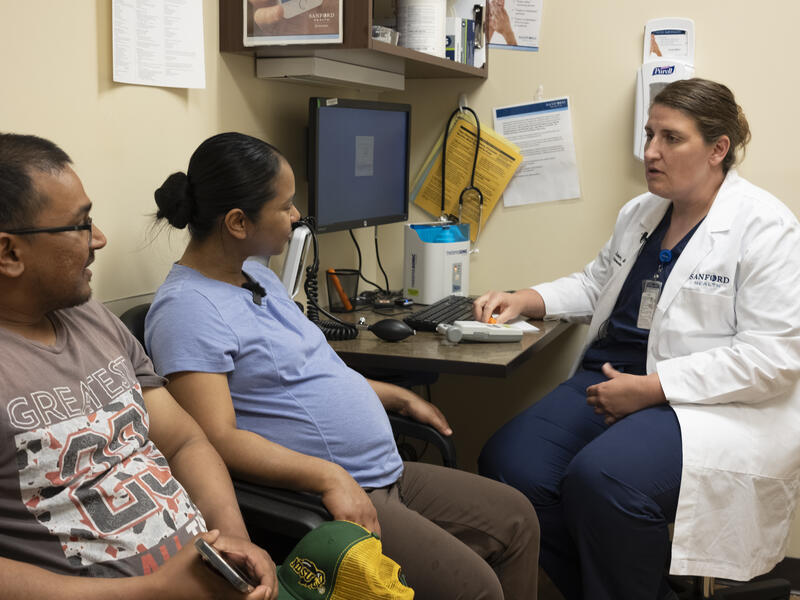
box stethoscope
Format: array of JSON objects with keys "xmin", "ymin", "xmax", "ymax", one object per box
[{"xmin": 441, "ymin": 106, "xmax": 484, "ymax": 244}]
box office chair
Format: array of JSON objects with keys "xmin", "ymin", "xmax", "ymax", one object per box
[
  {"xmin": 689, "ymin": 577, "xmax": 789, "ymax": 599},
  {"xmin": 119, "ymin": 303, "xmax": 457, "ymax": 547},
  {"xmin": 119, "ymin": 303, "xmax": 330, "ymax": 554},
  {"xmin": 668, "ymin": 575, "xmax": 790, "ymax": 599},
  {"xmin": 667, "ymin": 562, "xmax": 790, "ymax": 599},
  {"xmin": 356, "ymin": 367, "xmax": 457, "ymax": 468}
]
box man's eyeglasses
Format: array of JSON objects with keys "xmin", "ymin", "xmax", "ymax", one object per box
[{"xmin": 2, "ymin": 218, "xmax": 93, "ymax": 245}]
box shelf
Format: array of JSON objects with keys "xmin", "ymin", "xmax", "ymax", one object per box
[
  {"xmin": 368, "ymin": 39, "xmax": 486, "ymax": 79},
  {"xmin": 220, "ymin": 0, "xmax": 487, "ymax": 86}
]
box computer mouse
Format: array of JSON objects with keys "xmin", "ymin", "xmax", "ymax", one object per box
[{"xmin": 368, "ymin": 318, "xmax": 415, "ymax": 342}]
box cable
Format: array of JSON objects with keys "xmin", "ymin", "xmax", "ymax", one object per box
[
  {"xmin": 374, "ymin": 227, "xmax": 390, "ymax": 293},
  {"xmin": 440, "ymin": 106, "xmax": 484, "ymax": 246},
  {"xmin": 348, "ymin": 229, "xmax": 386, "ymax": 293},
  {"xmin": 302, "ymin": 218, "xmax": 358, "ymax": 341}
]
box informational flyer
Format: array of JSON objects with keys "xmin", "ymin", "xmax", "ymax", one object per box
[
  {"xmin": 648, "ymin": 28, "xmax": 690, "ymax": 60},
  {"xmin": 112, "ymin": 0, "xmax": 206, "ymax": 89},
  {"xmin": 486, "ymin": 0, "xmax": 542, "ymax": 51},
  {"xmin": 493, "ymin": 97, "xmax": 581, "ymax": 206},
  {"xmin": 244, "ymin": 0, "xmax": 342, "ymax": 46},
  {"xmin": 411, "ymin": 117, "xmax": 522, "ymax": 243}
]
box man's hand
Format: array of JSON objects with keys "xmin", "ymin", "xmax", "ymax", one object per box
[
  {"xmin": 153, "ymin": 530, "xmax": 278, "ymax": 600},
  {"xmin": 210, "ymin": 531, "xmax": 279, "ymax": 600},
  {"xmin": 586, "ymin": 363, "xmax": 666, "ymax": 425},
  {"xmin": 320, "ymin": 466, "xmax": 381, "ymax": 535}
]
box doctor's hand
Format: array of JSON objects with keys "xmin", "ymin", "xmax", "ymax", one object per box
[
  {"xmin": 473, "ymin": 288, "xmax": 545, "ymax": 323},
  {"xmin": 586, "ymin": 363, "xmax": 667, "ymax": 425},
  {"xmin": 320, "ymin": 465, "xmax": 381, "ymax": 536}
]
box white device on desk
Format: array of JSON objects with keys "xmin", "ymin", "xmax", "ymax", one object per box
[
  {"xmin": 436, "ymin": 320, "xmax": 522, "ymax": 343},
  {"xmin": 403, "ymin": 222, "xmax": 470, "ymax": 305},
  {"xmin": 634, "ymin": 18, "xmax": 695, "ymax": 160}
]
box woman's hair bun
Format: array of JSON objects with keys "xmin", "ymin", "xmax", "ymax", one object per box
[{"xmin": 154, "ymin": 171, "xmax": 193, "ymax": 229}]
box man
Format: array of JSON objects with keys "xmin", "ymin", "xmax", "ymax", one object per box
[{"xmin": 0, "ymin": 133, "xmax": 277, "ymax": 599}]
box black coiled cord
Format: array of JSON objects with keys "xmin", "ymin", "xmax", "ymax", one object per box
[{"xmin": 301, "ymin": 218, "xmax": 358, "ymax": 341}]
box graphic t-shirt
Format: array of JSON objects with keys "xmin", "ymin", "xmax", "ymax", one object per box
[{"xmin": 0, "ymin": 300, "xmax": 206, "ymax": 578}]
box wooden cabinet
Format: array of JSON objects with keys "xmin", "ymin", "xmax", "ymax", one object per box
[{"xmin": 220, "ymin": 0, "xmax": 487, "ymax": 82}]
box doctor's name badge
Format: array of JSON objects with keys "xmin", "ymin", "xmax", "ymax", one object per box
[{"xmin": 687, "ymin": 272, "xmax": 731, "ymax": 290}]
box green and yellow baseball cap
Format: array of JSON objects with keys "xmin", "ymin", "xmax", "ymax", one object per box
[{"xmin": 277, "ymin": 520, "xmax": 414, "ymax": 599}]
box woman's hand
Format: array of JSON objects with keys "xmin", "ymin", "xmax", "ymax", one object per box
[
  {"xmin": 320, "ymin": 466, "xmax": 381, "ymax": 535},
  {"xmin": 586, "ymin": 363, "xmax": 666, "ymax": 425}
]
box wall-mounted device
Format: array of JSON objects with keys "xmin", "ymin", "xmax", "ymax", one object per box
[
  {"xmin": 307, "ymin": 97, "xmax": 411, "ymax": 234},
  {"xmin": 633, "ymin": 17, "xmax": 695, "ymax": 160},
  {"xmin": 279, "ymin": 222, "xmax": 312, "ymax": 298},
  {"xmin": 404, "ymin": 223, "xmax": 470, "ymax": 305}
]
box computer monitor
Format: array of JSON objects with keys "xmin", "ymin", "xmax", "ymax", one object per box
[{"xmin": 307, "ymin": 97, "xmax": 411, "ymax": 234}]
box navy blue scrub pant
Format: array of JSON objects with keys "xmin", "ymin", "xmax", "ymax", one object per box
[{"xmin": 478, "ymin": 370, "xmax": 682, "ymax": 600}]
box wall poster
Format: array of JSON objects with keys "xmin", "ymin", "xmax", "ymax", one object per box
[{"xmin": 244, "ymin": 0, "xmax": 343, "ymax": 46}]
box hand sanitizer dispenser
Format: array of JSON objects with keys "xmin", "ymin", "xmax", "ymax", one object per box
[
  {"xmin": 404, "ymin": 223, "xmax": 470, "ymax": 305},
  {"xmin": 634, "ymin": 18, "xmax": 695, "ymax": 160}
]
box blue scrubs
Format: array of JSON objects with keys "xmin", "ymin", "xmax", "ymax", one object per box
[{"xmin": 480, "ymin": 207, "xmax": 702, "ymax": 600}]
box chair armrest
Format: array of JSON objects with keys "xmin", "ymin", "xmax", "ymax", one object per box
[
  {"xmin": 233, "ymin": 480, "xmax": 331, "ymax": 539},
  {"xmin": 388, "ymin": 413, "xmax": 458, "ymax": 468}
]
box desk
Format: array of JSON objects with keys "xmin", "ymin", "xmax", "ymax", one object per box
[{"xmin": 328, "ymin": 314, "xmax": 573, "ymax": 378}]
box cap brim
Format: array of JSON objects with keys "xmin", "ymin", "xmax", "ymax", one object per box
[{"xmin": 277, "ymin": 577, "xmax": 297, "ymax": 600}]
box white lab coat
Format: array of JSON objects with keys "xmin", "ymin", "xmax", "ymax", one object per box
[{"xmin": 534, "ymin": 171, "xmax": 800, "ymax": 580}]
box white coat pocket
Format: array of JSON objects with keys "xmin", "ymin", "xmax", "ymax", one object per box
[{"xmin": 658, "ymin": 289, "xmax": 736, "ymax": 358}]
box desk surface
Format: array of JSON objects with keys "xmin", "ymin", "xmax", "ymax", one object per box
[{"xmin": 328, "ymin": 315, "xmax": 573, "ymax": 378}]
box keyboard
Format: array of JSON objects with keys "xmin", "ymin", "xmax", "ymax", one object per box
[{"xmin": 403, "ymin": 295, "xmax": 475, "ymax": 332}]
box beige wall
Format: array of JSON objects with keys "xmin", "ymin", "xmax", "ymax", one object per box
[{"xmin": 3, "ymin": 0, "xmax": 800, "ymax": 558}]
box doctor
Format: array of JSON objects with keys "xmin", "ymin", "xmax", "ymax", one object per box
[{"xmin": 475, "ymin": 78, "xmax": 800, "ymax": 600}]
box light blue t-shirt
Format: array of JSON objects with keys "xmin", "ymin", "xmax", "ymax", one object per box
[{"xmin": 145, "ymin": 260, "xmax": 403, "ymax": 489}]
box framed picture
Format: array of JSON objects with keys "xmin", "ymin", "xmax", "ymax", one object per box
[{"xmin": 244, "ymin": 0, "xmax": 343, "ymax": 46}]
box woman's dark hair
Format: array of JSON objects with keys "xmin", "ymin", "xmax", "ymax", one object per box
[
  {"xmin": 653, "ymin": 78, "xmax": 751, "ymax": 173},
  {"xmin": 154, "ymin": 132, "xmax": 285, "ymax": 240}
]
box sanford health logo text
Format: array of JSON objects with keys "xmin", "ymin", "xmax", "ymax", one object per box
[{"xmin": 688, "ymin": 272, "xmax": 730, "ymax": 289}]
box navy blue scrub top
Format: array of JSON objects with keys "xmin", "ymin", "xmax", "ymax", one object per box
[{"xmin": 582, "ymin": 205, "xmax": 702, "ymax": 376}]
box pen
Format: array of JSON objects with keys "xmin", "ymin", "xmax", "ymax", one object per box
[{"xmin": 327, "ymin": 268, "xmax": 353, "ymax": 311}]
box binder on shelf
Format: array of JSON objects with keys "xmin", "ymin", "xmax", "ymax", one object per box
[
  {"xmin": 462, "ymin": 19, "xmax": 475, "ymax": 66},
  {"xmin": 445, "ymin": 17, "xmax": 462, "ymax": 63}
]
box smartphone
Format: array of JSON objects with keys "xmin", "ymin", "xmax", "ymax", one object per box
[{"xmin": 194, "ymin": 538, "xmax": 256, "ymax": 593}]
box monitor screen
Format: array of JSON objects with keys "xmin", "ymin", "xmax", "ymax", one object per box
[{"xmin": 308, "ymin": 97, "xmax": 411, "ymax": 234}]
